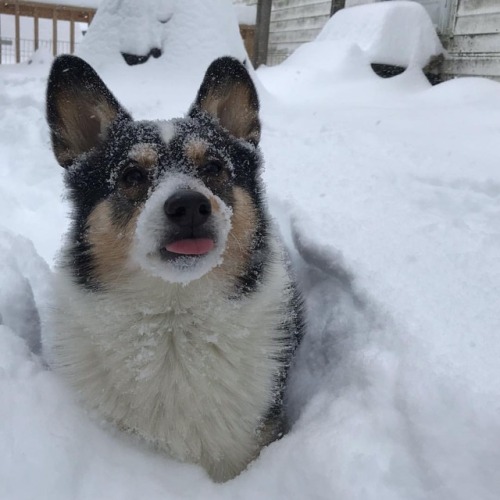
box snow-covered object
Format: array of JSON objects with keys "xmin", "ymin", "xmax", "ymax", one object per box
[
  {"xmin": 0, "ymin": 229, "xmax": 51, "ymax": 354},
  {"xmin": 28, "ymin": 46, "xmax": 54, "ymax": 66},
  {"xmin": 233, "ymin": 4, "xmax": 256, "ymax": 25},
  {"xmin": 77, "ymin": 0, "xmax": 248, "ymax": 76},
  {"xmin": 317, "ymin": 1, "xmax": 444, "ymax": 68}
]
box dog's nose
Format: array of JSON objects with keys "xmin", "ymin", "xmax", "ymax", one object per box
[{"xmin": 164, "ymin": 190, "xmax": 212, "ymax": 228}]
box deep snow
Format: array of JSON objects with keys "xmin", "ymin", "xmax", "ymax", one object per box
[{"xmin": 1, "ymin": 1, "xmax": 500, "ymax": 499}]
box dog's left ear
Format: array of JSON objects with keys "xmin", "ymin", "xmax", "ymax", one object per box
[
  {"xmin": 190, "ymin": 57, "xmax": 260, "ymax": 145},
  {"xmin": 46, "ymin": 55, "xmax": 131, "ymax": 168}
]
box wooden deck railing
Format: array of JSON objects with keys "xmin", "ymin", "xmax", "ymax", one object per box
[{"xmin": 0, "ymin": 1, "xmax": 95, "ymax": 63}]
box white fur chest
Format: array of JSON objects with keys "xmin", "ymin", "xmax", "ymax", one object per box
[{"xmin": 46, "ymin": 257, "xmax": 290, "ymax": 481}]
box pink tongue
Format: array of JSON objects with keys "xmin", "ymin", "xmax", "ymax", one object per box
[{"xmin": 166, "ymin": 238, "xmax": 215, "ymax": 255}]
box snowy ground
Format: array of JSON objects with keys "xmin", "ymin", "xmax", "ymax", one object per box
[{"xmin": 2, "ymin": 4, "xmax": 500, "ymax": 499}]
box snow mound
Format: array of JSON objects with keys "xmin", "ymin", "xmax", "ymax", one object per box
[
  {"xmin": 77, "ymin": 0, "xmax": 248, "ymax": 77},
  {"xmin": 317, "ymin": 1, "xmax": 443, "ymax": 68},
  {"xmin": 0, "ymin": 229, "xmax": 52, "ymax": 354},
  {"xmin": 28, "ymin": 46, "xmax": 54, "ymax": 66}
]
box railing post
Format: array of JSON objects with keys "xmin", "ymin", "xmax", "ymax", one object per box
[
  {"xmin": 34, "ymin": 8, "xmax": 39, "ymax": 51},
  {"xmin": 255, "ymin": 0, "xmax": 272, "ymax": 67},
  {"xmin": 70, "ymin": 14, "xmax": 75, "ymax": 53},
  {"xmin": 52, "ymin": 9, "xmax": 57, "ymax": 56},
  {"xmin": 15, "ymin": 0, "xmax": 20, "ymax": 63}
]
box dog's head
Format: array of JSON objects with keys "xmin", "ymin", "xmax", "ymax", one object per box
[{"xmin": 47, "ymin": 55, "xmax": 267, "ymax": 289}]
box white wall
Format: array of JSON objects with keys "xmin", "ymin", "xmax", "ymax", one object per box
[{"xmin": 443, "ymin": 0, "xmax": 500, "ymax": 80}]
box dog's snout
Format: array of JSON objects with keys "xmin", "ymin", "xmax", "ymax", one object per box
[{"xmin": 164, "ymin": 190, "xmax": 212, "ymax": 228}]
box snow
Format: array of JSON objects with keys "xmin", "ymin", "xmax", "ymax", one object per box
[
  {"xmin": 77, "ymin": 0, "xmax": 248, "ymax": 76},
  {"xmin": 2, "ymin": 0, "xmax": 500, "ymax": 499},
  {"xmin": 318, "ymin": 1, "xmax": 443, "ymax": 68},
  {"xmin": 233, "ymin": 4, "xmax": 256, "ymax": 25}
]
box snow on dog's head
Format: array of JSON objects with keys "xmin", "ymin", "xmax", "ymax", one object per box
[{"xmin": 46, "ymin": 55, "xmax": 267, "ymax": 290}]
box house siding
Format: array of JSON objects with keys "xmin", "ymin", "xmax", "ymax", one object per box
[
  {"xmin": 267, "ymin": 1, "xmax": 330, "ymax": 64},
  {"xmin": 443, "ymin": 0, "xmax": 500, "ymax": 80}
]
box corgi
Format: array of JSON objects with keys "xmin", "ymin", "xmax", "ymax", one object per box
[{"xmin": 45, "ymin": 54, "xmax": 303, "ymax": 482}]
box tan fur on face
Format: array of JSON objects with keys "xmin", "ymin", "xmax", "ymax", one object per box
[
  {"xmin": 184, "ymin": 139, "xmax": 208, "ymax": 167},
  {"xmin": 86, "ymin": 201, "xmax": 139, "ymax": 285},
  {"xmin": 128, "ymin": 143, "xmax": 158, "ymax": 169},
  {"xmin": 214, "ymin": 187, "xmax": 257, "ymax": 280},
  {"xmin": 210, "ymin": 195, "xmax": 221, "ymax": 214}
]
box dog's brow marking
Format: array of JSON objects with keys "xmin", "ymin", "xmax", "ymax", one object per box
[
  {"xmin": 184, "ymin": 138, "xmax": 208, "ymax": 167},
  {"xmin": 128, "ymin": 143, "xmax": 158, "ymax": 169}
]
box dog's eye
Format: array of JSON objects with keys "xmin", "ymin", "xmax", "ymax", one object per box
[
  {"xmin": 201, "ymin": 160, "xmax": 223, "ymax": 177},
  {"xmin": 121, "ymin": 166, "xmax": 147, "ymax": 187}
]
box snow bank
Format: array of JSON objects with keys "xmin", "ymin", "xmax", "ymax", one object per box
[
  {"xmin": 0, "ymin": 65, "xmax": 68, "ymax": 263},
  {"xmin": 259, "ymin": 66, "xmax": 500, "ymax": 499},
  {"xmin": 317, "ymin": 1, "xmax": 443, "ymax": 68},
  {"xmin": 0, "ymin": 229, "xmax": 51, "ymax": 354},
  {"xmin": 28, "ymin": 46, "xmax": 54, "ymax": 66}
]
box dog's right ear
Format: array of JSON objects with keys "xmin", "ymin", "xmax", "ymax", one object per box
[
  {"xmin": 46, "ymin": 55, "xmax": 131, "ymax": 168},
  {"xmin": 190, "ymin": 57, "xmax": 261, "ymax": 145}
]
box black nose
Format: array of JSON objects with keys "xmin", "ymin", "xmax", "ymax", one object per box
[{"xmin": 164, "ymin": 190, "xmax": 212, "ymax": 228}]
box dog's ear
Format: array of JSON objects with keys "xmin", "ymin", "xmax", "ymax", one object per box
[
  {"xmin": 46, "ymin": 55, "xmax": 131, "ymax": 168},
  {"xmin": 190, "ymin": 57, "xmax": 261, "ymax": 145}
]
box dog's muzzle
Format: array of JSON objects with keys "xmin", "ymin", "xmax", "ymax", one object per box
[{"xmin": 161, "ymin": 190, "xmax": 215, "ymax": 257}]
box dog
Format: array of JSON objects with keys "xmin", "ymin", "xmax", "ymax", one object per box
[{"xmin": 45, "ymin": 54, "xmax": 303, "ymax": 482}]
